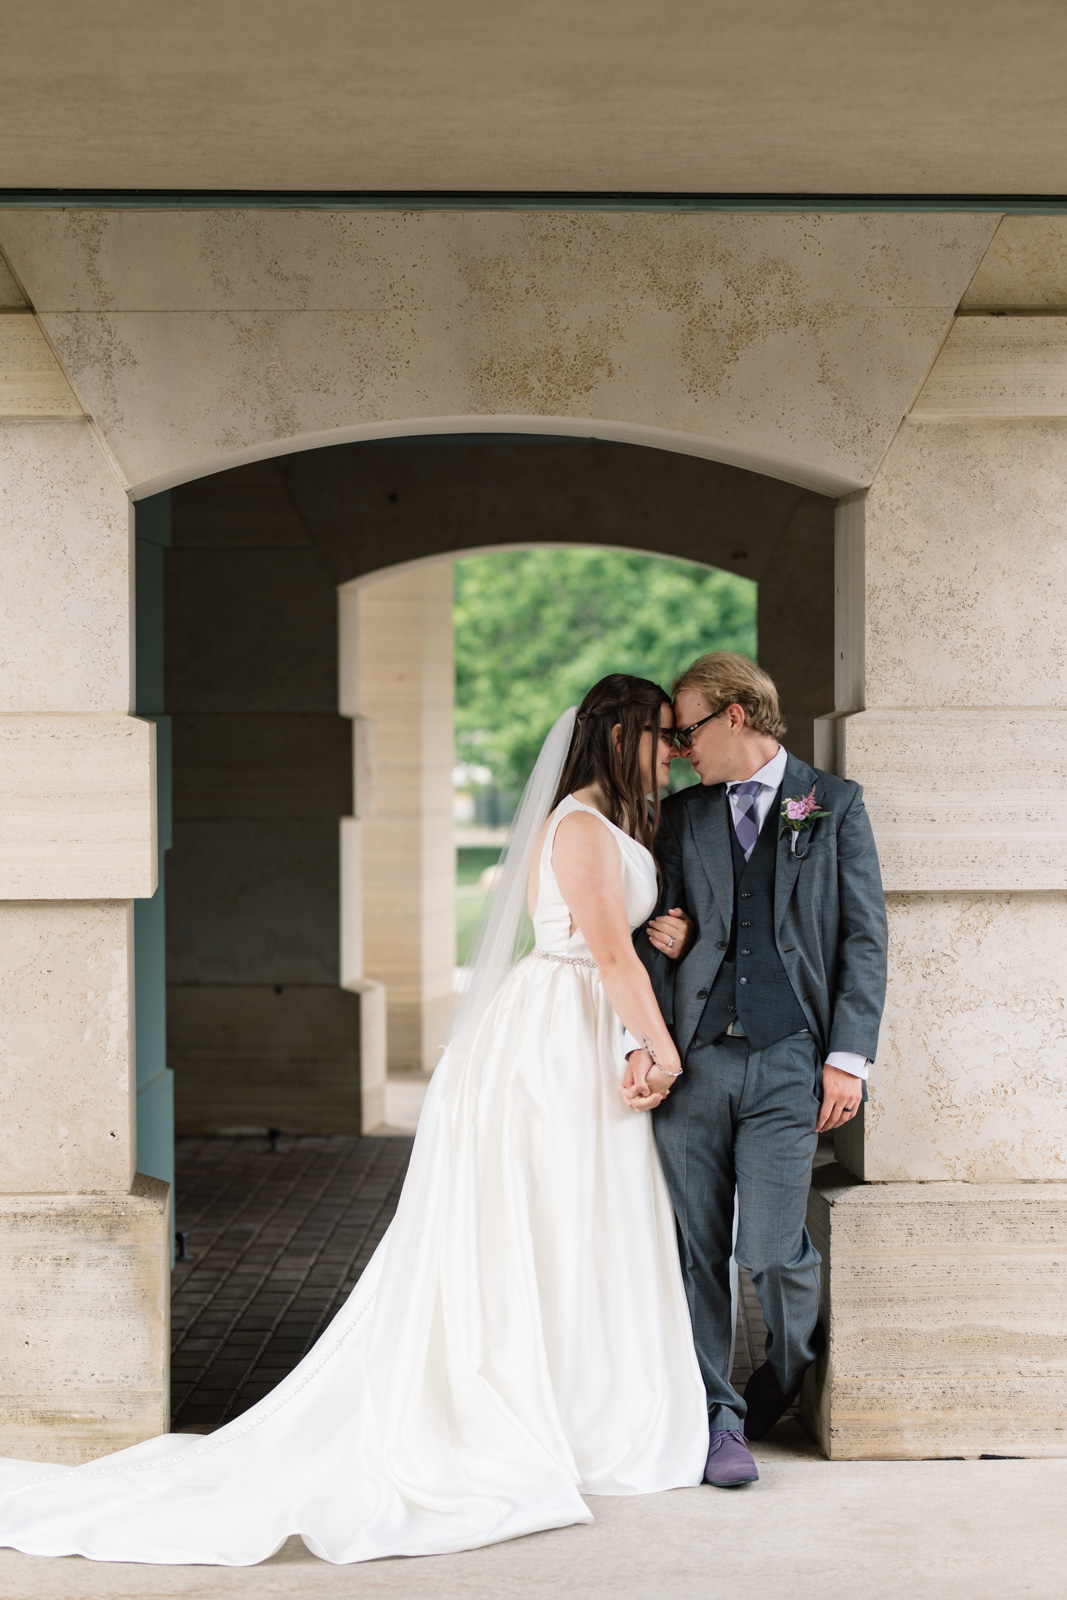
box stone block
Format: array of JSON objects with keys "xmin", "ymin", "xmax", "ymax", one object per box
[
  {"xmin": 858, "ymin": 420, "xmax": 1067, "ymax": 711},
  {"xmin": 0, "ymin": 210, "xmax": 995, "ymax": 494},
  {"xmin": 912, "ymin": 315, "xmax": 1067, "ymax": 418},
  {"xmin": 0, "ymin": 901, "xmax": 135, "ymax": 1195},
  {"xmin": 171, "ymin": 713, "xmax": 352, "ymax": 821},
  {"xmin": 0, "ymin": 419, "xmax": 132, "ymax": 714},
  {"xmin": 166, "ymin": 818, "xmax": 340, "ymax": 985},
  {"xmin": 169, "ymin": 984, "xmax": 368, "ymax": 1134},
  {"xmin": 0, "ymin": 1175, "xmax": 170, "ymax": 1464},
  {"xmin": 840, "ymin": 892, "xmax": 1067, "ymax": 1184},
  {"xmin": 814, "ymin": 708, "xmax": 1067, "ymax": 891},
  {"xmin": 165, "ymin": 547, "xmax": 338, "ymax": 714},
  {"xmin": 961, "ymin": 218, "xmax": 1067, "ymax": 312},
  {"xmin": 0, "ymin": 254, "xmax": 25, "ymax": 308},
  {"xmin": 0, "ymin": 313, "xmax": 81, "ymax": 417},
  {"xmin": 0, "ymin": 715, "xmax": 156, "ymax": 898},
  {"xmin": 802, "ymin": 1168, "xmax": 1067, "ymax": 1460}
]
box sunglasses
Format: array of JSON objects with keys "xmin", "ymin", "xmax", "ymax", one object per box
[{"xmin": 672, "ymin": 707, "xmax": 727, "ymax": 750}]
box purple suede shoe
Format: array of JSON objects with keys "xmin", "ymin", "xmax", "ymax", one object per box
[{"xmin": 703, "ymin": 1428, "xmax": 760, "ymax": 1487}]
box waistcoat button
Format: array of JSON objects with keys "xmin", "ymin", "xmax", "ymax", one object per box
[
  {"xmin": 696, "ymin": 988, "xmax": 708, "ymax": 999},
  {"xmin": 740, "ymin": 949, "xmax": 751, "ymax": 956},
  {"xmin": 716, "ymin": 940, "xmax": 728, "ymax": 950},
  {"xmin": 739, "ymin": 976, "xmax": 749, "ymax": 985}
]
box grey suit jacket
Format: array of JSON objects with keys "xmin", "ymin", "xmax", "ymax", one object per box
[{"xmin": 637, "ymin": 753, "xmax": 888, "ymax": 1064}]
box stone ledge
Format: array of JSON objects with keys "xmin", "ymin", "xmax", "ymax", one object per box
[
  {"xmin": 0, "ymin": 715, "xmax": 156, "ymax": 898},
  {"xmin": 911, "ymin": 315, "xmax": 1067, "ymax": 418},
  {"xmin": 803, "ymin": 1168, "xmax": 1067, "ymax": 1459},
  {"xmin": 814, "ymin": 709, "xmax": 1067, "ymax": 889},
  {"xmin": 0, "ymin": 1175, "xmax": 170, "ymax": 1464},
  {"xmin": 0, "ymin": 314, "xmax": 82, "ymax": 417}
]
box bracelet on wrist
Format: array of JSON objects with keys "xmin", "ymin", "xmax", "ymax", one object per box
[{"xmin": 639, "ymin": 1034, "xmax": 683, "ymax": 1078}]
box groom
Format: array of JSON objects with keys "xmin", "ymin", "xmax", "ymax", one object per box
[{"xmin": 625, "ymin": 652, "xmax": 887, "ymax": 1488}]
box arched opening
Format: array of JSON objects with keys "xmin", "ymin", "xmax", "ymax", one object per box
[{"xmin": 134, "ymin": 430, "xmax": 834, "ymax": 1428}]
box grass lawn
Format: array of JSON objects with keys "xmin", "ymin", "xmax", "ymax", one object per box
[{"xmin": 456, "ymin": 846, "xmax": 503, "ymax": 965}]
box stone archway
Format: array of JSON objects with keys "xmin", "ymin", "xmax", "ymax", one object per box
[{"xmin": 162, "ymin": 432, "xmax": 834, "ymax": 1140}]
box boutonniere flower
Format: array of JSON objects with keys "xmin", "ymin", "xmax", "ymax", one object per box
[{"xmin": 780, "ymin": 787, "xmax": 832, "ymax": 856}]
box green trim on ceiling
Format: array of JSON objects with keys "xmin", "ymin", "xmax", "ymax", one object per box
[{"xmin": 1, "ymin": 190, "xmax": 1067, "ymax": 213}]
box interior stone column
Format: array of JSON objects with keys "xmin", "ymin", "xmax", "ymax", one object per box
[
  {"xmin": 0, "ymin": 296, "xmax": 169, "ymax": 1460},
  {"xmin": 346, "ymin": 564, "xmax": 456, "ymax": 1075},
  {"xmin": 808, "ymin": 402, "xmax": 1067, "ymax": 1459}
]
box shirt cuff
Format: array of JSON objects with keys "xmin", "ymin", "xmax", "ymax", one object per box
[
  {"xmin": 824, "ymin": 1050, "xmax": 870, "ymax": 1081},
  {"xmin": 622, "ymin": 1028, "xmax": 644, "ymax": 1059}
]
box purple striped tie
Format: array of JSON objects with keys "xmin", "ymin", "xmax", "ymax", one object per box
[{"xmin": 730, "ymin": 781, "xmax": 764, "ymax": 861}]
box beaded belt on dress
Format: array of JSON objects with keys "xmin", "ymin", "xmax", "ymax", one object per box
[{"xmin": 532, "ymin": 948, "xmax": 597, "ymax": 969}]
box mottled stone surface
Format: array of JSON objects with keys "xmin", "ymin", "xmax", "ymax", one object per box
[
  {"xmin": 0, "ymin": 1174, "xmax": 169, "ymax": 1464},
  {"xmin": 961, "ymin": 217, "xmax": 1067, "ymax": 311},
  {"xmin": 862, "ymin": 419, "xmax": 1067, "ymax": 710},
  {"xmin": 803, "ymin": 1167, "xmax": 1067, "ymax": 1459},
  {"xmin": 0, "ymin": 715, "xmax": 156, "ymax": 898},
  {"xmin": 0, "ymin": 252, "xmax": 25, "ymax": 307},
  {"xmin": 0, "ymin": 420, "xmax": 131, "ymax": 714},
  {"xmin": 0, "ymin": 211, "xmax": 996, "ymax": 494},
  {"xmin": 847, "ymin": 893, "xmax": 1067, "ymax": 1184},
  {"xmin": 0, "ymin": 901, "xmax": 135, "ymax": 1194}
]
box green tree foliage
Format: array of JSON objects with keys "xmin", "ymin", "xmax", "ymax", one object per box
[{"xmin": 454, "ymin": 548, "xmax": 757, "ymax": 791}]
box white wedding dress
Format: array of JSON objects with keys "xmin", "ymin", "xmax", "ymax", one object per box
[{"xmin": 0, "ymin": 794, "xmax": 708, "ymax": 1566}]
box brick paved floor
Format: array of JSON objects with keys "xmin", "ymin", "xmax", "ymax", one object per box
[
  {"xmin": 170, "ymin": 1134, "xmax": 411, "ymax": 1431},
  {"xmin": 170, "ymin": 1133, "xmax": 772, "ymax": 1431}
]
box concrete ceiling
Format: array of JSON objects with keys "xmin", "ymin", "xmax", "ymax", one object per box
[{"xmin": 2, "ymin": 0, "xmax": 1067, "ymax": 194}]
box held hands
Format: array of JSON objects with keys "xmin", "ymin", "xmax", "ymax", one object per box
[
  {"xmin": 621, "ymin": 1048, "xmax": 680, "ymax": 1114},
  {"xmin": 816, "ymin": 1064, "xmax": 863, "ymax": 1133},
  {"xmin": 646, "ymin": 908, "xmax": 694, "ymax": 961}
]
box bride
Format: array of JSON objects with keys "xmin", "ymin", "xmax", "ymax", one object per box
[{"xmin": 0, "ymin": 674, "xmax": 709, "ymax": 1567}]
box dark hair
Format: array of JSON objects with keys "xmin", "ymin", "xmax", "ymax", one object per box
[{"xmin": 551, "ymin": 674, "xmax": 672, "ymax": 853}]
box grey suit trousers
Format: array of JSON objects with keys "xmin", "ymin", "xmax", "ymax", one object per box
[{"xmin": 653, "ymin": 1027, "xmax": 823, "ymax": 1431}]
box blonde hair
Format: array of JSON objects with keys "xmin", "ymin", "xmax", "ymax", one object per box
[{"xmin": 672, "ymin": 651, "xmax": 785, "ymax": 740}]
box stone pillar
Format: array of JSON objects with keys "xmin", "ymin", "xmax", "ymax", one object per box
[
  {"xmin": 0, "ymin": 301, "xmax": 169, "ymax": 1460},
  {"xmin": 808, "ymin": 400, "xmax": 1067, "ymax": 1458},
  {"xmin": 163, "ymin": 483, "xmax": 376, "ymax": 1138},
  {"xmin": 344, "ymin": 565, "xmax": 456, "ymax": 1075}
]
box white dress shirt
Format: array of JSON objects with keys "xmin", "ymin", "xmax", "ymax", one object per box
[{"xmin": 625, "ymin": 746, "xmax": 870, "ymax": 1082}]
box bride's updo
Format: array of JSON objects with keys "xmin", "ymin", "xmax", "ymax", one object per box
[{"xmin": 551, "ymin": 674, "xmax": 672, "ymax": 853}]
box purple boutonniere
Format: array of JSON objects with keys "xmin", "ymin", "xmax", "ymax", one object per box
[{"xmin": 780, "ymin": 786, "xmax": 832, "ymax": 856}]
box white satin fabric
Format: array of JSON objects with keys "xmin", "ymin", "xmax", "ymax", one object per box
[{"xmin": 0, "ymin": 795, "xmax": 708, "ymax": 1567}]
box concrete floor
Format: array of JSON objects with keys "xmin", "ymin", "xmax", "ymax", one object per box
[
  {"xmin": 1, "ymin": 1427, "xmax": 1064, "ymax": 1599},
  {"xmin": 7, "ymin": 1132, "xmax": 1061, "ymax": 1597}
]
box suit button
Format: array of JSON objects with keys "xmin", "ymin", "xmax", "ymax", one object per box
[
  {"xmin": 716, "ymin": 940, "xmax": 728, "ymax": 950},
  {"xmin": 739, "ymin": 977, "xmax": 749, "ymax": 985},
  {"xmin": 740, "ymin": 949, "xmax": 751, "ymax": 956},
  {"xmin": 696, "ymin": 988, "xmax": 709, "ymax": 999}
]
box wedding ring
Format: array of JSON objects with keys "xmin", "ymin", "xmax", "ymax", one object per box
[{"xmin": 667, "ymin": 936, "xmax": 675, "ymax": 948}]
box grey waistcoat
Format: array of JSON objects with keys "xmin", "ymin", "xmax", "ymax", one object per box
[{"xmin": 694, "ymin": 788, "xmax": 809, "ymax": 1050}]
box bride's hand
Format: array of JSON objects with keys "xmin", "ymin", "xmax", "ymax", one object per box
[
  {"xmin": 621, "ymin": 1050, "xmax": 678, "ymax": 1113},
  {"xmin": 646, "ymin": 908, "xmax": 694, "ymax": 961}
]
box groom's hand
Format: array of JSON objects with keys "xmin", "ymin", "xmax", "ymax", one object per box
[{"xmin": 816, "ymin": 1065, "xmax": 862, "ymax": 1133}]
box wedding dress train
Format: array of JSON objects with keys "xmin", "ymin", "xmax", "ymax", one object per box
[{"xmin": 0, "ymin": 794, "xmax": 708, "ymax": 1566}]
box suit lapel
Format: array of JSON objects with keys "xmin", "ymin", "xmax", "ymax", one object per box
[
  {"xmin": 686, "ymin": 783, "xmax": 734, "ymax": 929},
  {"xmin": 774, "ymin": 751, "xmax": 818, "ymax": 935}
]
